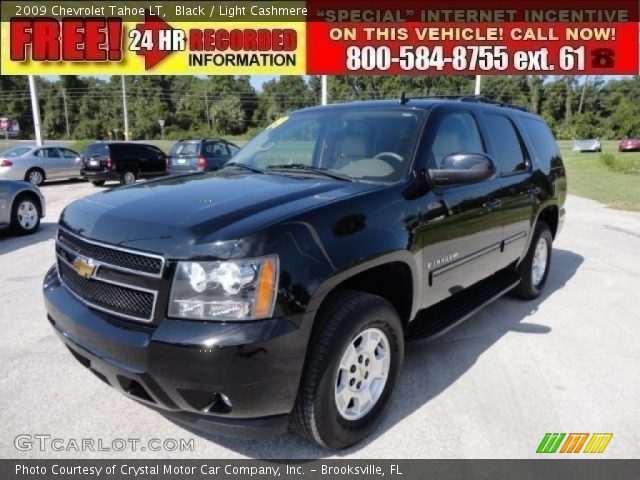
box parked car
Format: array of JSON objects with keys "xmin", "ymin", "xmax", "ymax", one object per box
[
  {"xmin": 81, "ymin": 142, "xmax": 168, "ymax": 186},
  {"xmin": 0, "ymin": 145, "xmax": 82, "ymax": 186},
  {"xmin": 572, "ymin": 138, "xmax": 601, "ymax": 152},
  {"xmin": 0, "ymin": 179, "xmax": 45, "ymax": 235},
  {"xmin": 167, "ymin": 138, "xmax": 240, "ymax": 173},
  {"xmin": 619, "ymin": 138, "xmax": 640, "ymax": 152},
  {"xmin": 44, "ymin": 96, "xmax": 566, "ymax": 449}
]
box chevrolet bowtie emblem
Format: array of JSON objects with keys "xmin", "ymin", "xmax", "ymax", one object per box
[{"xmin": 72, "ymin": 257, "xmax": 96, "ymax": 278}]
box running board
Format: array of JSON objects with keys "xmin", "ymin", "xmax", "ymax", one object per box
[{"xmin": 405, "ymin": 269, "xmax": 520, "ymax": 341}]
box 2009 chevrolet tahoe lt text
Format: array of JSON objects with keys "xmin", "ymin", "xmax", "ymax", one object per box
[{"xmin": 43, "ymin": 97, "xmax": 566, "ymax": 450}]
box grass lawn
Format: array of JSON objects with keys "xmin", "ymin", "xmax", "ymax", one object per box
[{"xmin": 557, "ymin": 140, "xmax": 640, "ymax": 211}]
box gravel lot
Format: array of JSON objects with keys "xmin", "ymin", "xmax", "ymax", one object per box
[{"xmin": 1, "ymin": 179, "xmax": 639, "ymax": 459}]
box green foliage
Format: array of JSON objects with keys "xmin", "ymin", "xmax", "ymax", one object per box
[
  {"xmin": 210, "ymin": 96, "xmax": 246, "ymax": 135},
  {"xmin": 3, "ymin": 75, "xmax": 640, "ymax": 142},
  {"xmin": 69, "ymin": 139, "xmax": 96, "ymax": 155},
  {"xmin": 600, "ymin": 152, "xmax": 640, "ymax": 175}
]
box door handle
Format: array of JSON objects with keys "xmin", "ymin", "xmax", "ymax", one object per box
[
  {"xmin": 526, "ymin": 186, "xmax": 541, "ymax": 195},
  {"xmin": 483, "ymin": 197, "xmax": 502, "ymax": 211}
]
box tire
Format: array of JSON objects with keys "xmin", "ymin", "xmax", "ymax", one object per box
[
  {"xmin": 291, "ymin": 290, "xmax": 404, "ymax": 449},
  {"xmin": 91, "ymin": 180, "xmax": 106, "ymax": 186},
  {"xmin": 511, "ymin": 222, "xmax": 553, "ymax": 300},
  {"xmin": 120, "ymin": 170, "xmax": 137, "ymax": 186},
  {"xmin": 25, "ymin": 168, "xmax": 45, "ymax": 186},
  {"xmin": 10, "ymin": 194, "xmax": 40, "ymax": 235}
]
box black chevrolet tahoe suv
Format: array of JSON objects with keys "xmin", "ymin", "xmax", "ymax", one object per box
[
  {"xmin": 44, "ymin": 97, "xmax": 566, "ymax": 449},
  {"xmin": 81, "ymin": 142, "xmax": 168, "ymax": 186}
]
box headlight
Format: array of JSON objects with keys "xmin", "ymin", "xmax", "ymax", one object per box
[{"xmin": 168, "ymin": 256, "xmax": 279, "ymax": 321}]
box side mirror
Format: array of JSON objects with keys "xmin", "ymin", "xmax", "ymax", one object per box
[{"xmin": 429, "ymin": 153, "xmax": 496, "ymax": 186}]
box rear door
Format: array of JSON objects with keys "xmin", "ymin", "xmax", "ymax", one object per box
[
  {"xmin": 419, "ymin": 108, "xmax": 503, "ymax": 307},
  {"xmin": 59, "ymin": 148, "xmax": 82, "ymax": 177},
  {"xmin": 36, "ymin": 147, "xmax": 65, "ymax": 179},
  {"xmin": 481, "ymin": 113, "xmax": 538, "ymax": 270},
  {"xmin": 202, "ymin": 141, "xmax": 231, "ymax": 170}
]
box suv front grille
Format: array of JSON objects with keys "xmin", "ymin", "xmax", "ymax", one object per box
[
  {"xmin": 58, "ymin": 260, "xmax": 155, "ymax": 321},
  {"xmin": 55, "ymin": 228, "xmax": 164, "ymax": 322},
  {"xmin": 58, "ymin": 230, "xmax": 163, "ymax": 276}
]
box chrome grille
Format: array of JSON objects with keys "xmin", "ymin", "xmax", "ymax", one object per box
[
  {"xmin": 55, "ymin": 228, "xmax": 163, "ymax": 322},
  {"xmin": 58, "ymin": 260, "xmax": 155, "ymax": 321},
  {"xmin": 57, "ymin": 228, "xmax": 164, "ymax": 277}
]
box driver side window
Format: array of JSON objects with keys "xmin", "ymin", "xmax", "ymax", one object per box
[{"xmin": 430, "ymin": 113, "xmax": 485, "ymax": 168}]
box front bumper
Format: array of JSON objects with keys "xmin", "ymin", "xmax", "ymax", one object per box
[{"xmin": 43, "ymin": 265, "xmax": 311, "ymax": 438}]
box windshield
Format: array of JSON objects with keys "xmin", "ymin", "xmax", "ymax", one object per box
[
  {"xmin": 170, "ymin": 142, "xmax": 200, "ymax": 156},
  {"xmin": 1, "ymin": 147, "xmax": 31, "ymax": 158},
  {"xmin": 232, "ymin": 108, "xmax": 425, "ymax": 182}
]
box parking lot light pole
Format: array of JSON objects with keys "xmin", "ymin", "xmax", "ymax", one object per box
[
  {"xmin": 321, "ymin": 75, "xmax": 328, "ymax": 105},
  {"xmin": 28, "ymin": 75, "xmax": 43, "ymax": 146},
  {"xmin": 475, "ymin": 75, "xmax": 482, "ymax": 96},
  {"xmin": 121, "ymin": 75, "xmax": 130, "ymax": 141}
]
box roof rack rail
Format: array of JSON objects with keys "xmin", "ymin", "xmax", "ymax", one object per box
[{"xmin": 398, "ymin": 92, "xmax": 530, "ymax": 112}]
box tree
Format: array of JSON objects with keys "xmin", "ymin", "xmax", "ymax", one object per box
[{"xmin": 210, "ymin": 96, "xmax": 246, "ymax": 134}]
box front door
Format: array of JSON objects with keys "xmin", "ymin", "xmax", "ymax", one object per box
[{"xmin": 418, "ymin": 109, "xmax": 503, "ymax": 308}]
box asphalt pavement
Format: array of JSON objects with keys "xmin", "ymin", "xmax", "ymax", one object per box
[{"xmin": 1, "ymin": 179, "xmax": 639, "ymax": 458}]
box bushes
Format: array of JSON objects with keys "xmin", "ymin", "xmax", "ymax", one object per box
[
  {"xmin": 69, "ymin": 139, "xmax": 96, "ymax": 155},
  {"xmin": 600, "ymin": 152, "xmax": 640, "ymax": 175}
]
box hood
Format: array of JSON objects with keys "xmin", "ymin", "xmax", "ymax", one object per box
[{"xmin": 60, "ymin": 171, "xmax": 378, "ymax": 259}]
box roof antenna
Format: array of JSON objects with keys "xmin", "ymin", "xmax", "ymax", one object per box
[{"xmin": 399, "ymin": 91, "xmax": 407, "ymax": 105}]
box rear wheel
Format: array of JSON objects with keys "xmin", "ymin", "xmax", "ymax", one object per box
[
  {"xmin": 25, "ymin": 168, "xmax": 45, "ymax": 186},
  {"xmin": 511, "ymin": 222, "xmax": 553, "ymax": 300},
  {"xmin": 291, "ymin": 290, "xmax": 404, "ymax": 449},
  {"xmin": 91, "ymin": 180, "xmax": 105, "ymax": 186},
  {"xmin": 10, "ymin": 195, "xmax": 40, "ymax": 235},
  {"xmin": 120, "ymin": 170, "xmax": 137, "ymax": 186}
]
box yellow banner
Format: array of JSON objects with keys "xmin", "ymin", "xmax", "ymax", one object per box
[{"xmin": 0, "ymin": 1, "xmax": 307, "ymax": 74}]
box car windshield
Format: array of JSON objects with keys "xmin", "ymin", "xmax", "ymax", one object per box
[
  {"xmin": 170, "ymin": 142, "xmax": 200, "ymax": 155},
  {"xmin": 231, "ymin": 107, "xmax": 425, "ymax": 182},
  {"xmin": 1, "ymin": 147, "xmax": 31, "ymax": 158}
]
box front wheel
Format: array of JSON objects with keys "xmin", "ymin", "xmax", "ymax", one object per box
[
  {"xmin": 291, "ymin": 290, "xmax": 404, "ymax": 449},
  {"xmin": 10, "ymin": 195, "xmax": 40, "ymax": 235},
  {"xmin": 511, "ymin": 222, "xmax": 553, "ymax": 300}
]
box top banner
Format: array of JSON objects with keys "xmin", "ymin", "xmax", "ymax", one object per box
[{"xmin": 0, "ymin": 0, "xmax": 638, "ymax": 75}]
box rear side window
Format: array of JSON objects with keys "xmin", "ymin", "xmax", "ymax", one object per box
[
  {"xmin": 36, "ymin": 148, "xmax": 60, "ymax": 158},
  {"xmin": 430, "ymin": 112, "xmax": 485, "ymax": 168},
  {"xmin": 146, "ymin": 145, "xmax": 165, "ymax": 157},
  {"xmin": 484, "ymin": 114, "xmax": 528, "ymax": 174},
  {"xmin": 203, "ymin": 142, "xmax": 229, "ymax": 157},
  {"xmin": 61, "ymin": 148, "xmax": 79, "ymax": 158},
  {"xmin": 520, "ymin": 117, "xmax": 562, "ymax": 170},
  {"xmin": 85, "ymin": 144, "xmax": 109, "ymax": 158}
]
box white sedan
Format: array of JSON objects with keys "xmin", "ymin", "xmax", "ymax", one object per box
[{"xmin": 0, "ymin": 145, "xmax": 82, "ymax": 186}]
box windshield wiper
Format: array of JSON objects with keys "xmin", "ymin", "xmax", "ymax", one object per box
[
  {"xmin": 266, "ymin": 164, "xmax": 355, "ymax": 182},
  {"xmin": 222, "ymin": 162, "xmax": 264, "ymax": 174}
]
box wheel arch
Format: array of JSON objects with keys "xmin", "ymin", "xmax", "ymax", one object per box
[{"xmin": 306, "ymin": 251, "xmax": 422, "ymax": 331}]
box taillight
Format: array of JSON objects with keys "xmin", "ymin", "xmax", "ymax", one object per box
[
  {"xmin": 198, "ymin": 156, "xmax": 206, "ymax": 169},
  {"xmin": 0, "ymin": 160, "xmax": 13, "ymax": 167},
  {"xmin": 165, "ymin": 157, "xmax": 169, "ymax": 170},
  {"xmin": 106, "ymin": 157, "xmax": 113, "ymax": 168}
]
